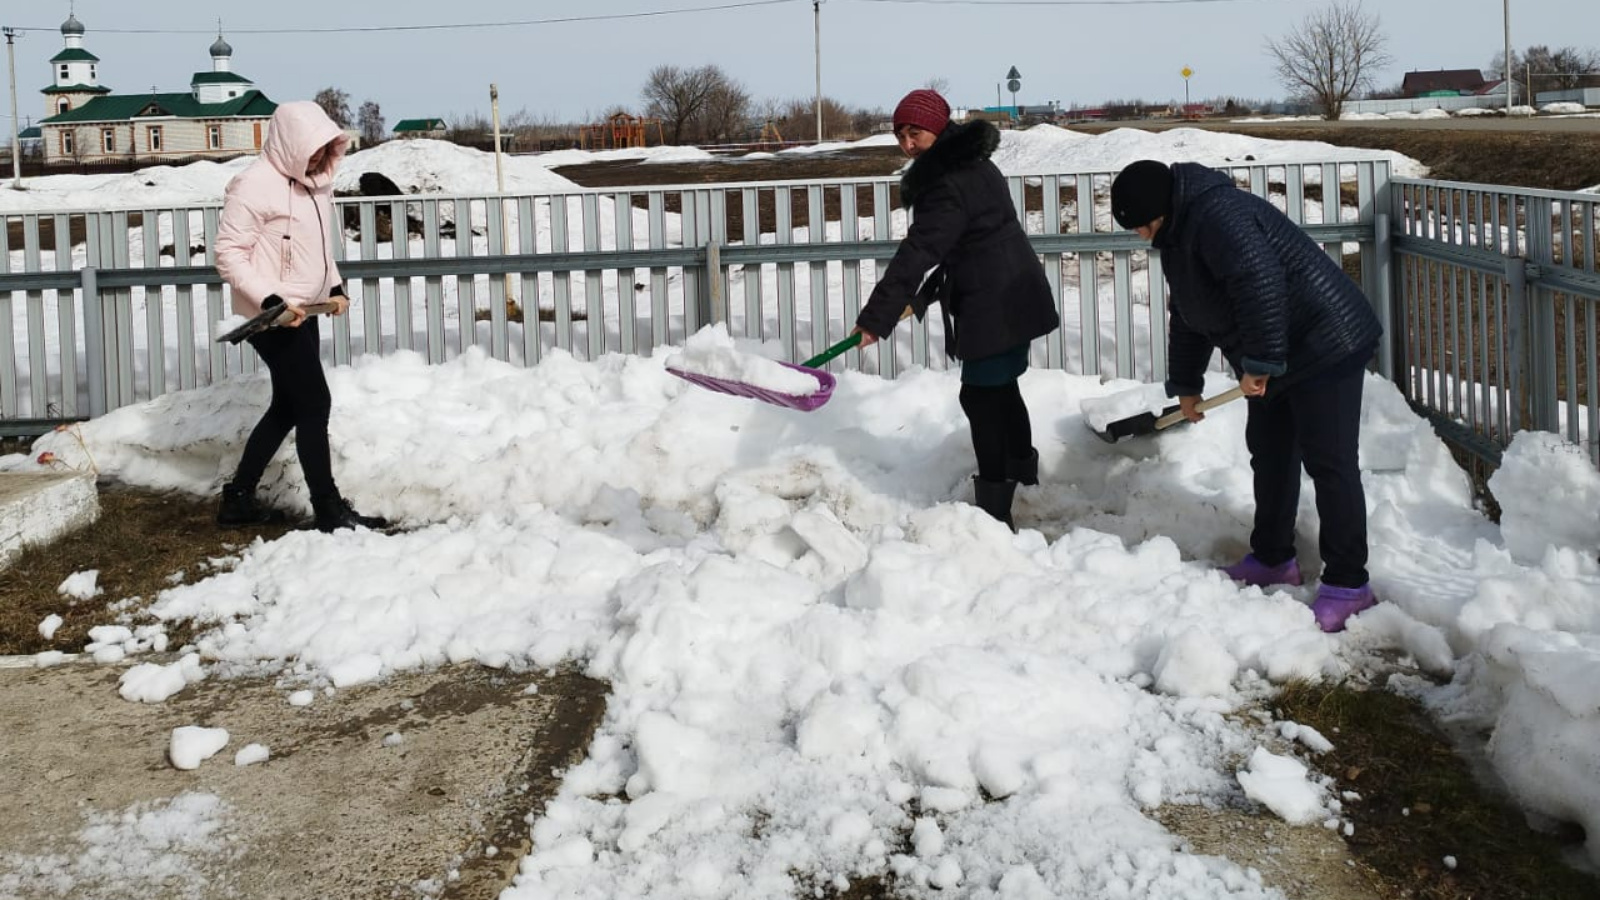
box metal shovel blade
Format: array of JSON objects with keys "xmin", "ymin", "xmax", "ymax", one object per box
[{"xmin": 1091, "ymin": 385, "xmax": 1246, "ymax": 443}]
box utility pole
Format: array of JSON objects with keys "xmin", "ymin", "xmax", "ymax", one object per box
[
  {"xmin": 1503, "ymin": 0, "xmax": 1513, "ymax": 113},
  {"xmin": 5, "ymin": 26, "xmax": 21, "ymax": 190},
  {"xmin": 813, "ymin": 1, "xmax": 822, "ymax": 144},
  {"xmin": 490, "ymin": 83, "xmax": 514, "ymax": 306}
]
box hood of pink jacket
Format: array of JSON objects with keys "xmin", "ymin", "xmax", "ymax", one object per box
[{"xmin": 262, "ymin": 101, "xmax": 349, "ymax": 190}]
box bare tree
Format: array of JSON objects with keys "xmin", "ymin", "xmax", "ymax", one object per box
[
  {"xmin": 357, "ymin": 101, "xmax": 385, "ymax": 146},
  {"xmin": 772, "ymin": 96, "xmax": 857, "ymax": 141},
  {"xmin": 1265, "ymin": 1, "xmax": 1391, "ymax": 120},
  {"xmin": 697, "ymin": 80, "xmax": 752, "ymax": 144},
  {"xmin": 1490, "ymin": 45, "xmax": 1599, "ymax": 104},
  {"xmin": 641, "ymin": 64, "xmax": 740, "ymax": 144},
  {"xmin": 1523, "ymin": 45, "xmax": 1600, "ymax": 98},
  {"xmin": 313, "ymin": 87, "xmax": 353, "ymax": 128},
  {"xmin": 923, "ymin": 77, "xmax": 950, "ymax": 96}
]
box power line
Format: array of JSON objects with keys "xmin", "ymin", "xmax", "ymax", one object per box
[
  {"xmin": 8, "ymin": 0, "xmax": 799, "ymax": 35},
  {"xmin": 850, "ymin": 0, "xmax": 1271, "ymax": 6}
]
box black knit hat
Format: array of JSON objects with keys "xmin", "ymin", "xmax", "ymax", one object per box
[{"xmin": 1111, "ymin": 160, "xmax": 1174, "ymax": 229}]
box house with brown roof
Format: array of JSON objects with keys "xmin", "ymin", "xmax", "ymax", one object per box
[{"xmin": 1400, "ymin": 69, "xmax": 1492, "ymax": 98}]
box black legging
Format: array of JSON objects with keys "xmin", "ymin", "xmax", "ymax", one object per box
[
  {"xmin": 231, "ymin": 316, "xmax": 336, "ymax": 498},
  {"xmin": 958, "ymin": 381, "xmax": 1033, "ymax": 482}
]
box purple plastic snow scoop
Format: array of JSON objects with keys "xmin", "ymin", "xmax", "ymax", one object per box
[{"xmin": 668, "ymin": 308, "xmax": 909, "ymax": 412}]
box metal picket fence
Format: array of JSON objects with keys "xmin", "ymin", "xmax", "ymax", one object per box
[
  {"xmin": 1389, "ymin": 178, "xmax": 1600, "ymax": 466},
  {"xmin": 0, "ymin": 157, "xmax": 1394, "ymax": 440}
]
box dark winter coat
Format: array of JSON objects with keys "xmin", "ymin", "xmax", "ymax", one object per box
[
  {"xmin": 855, "ymin": 120, "xmax": 1059, "ymax": 361},
  {"xmin": 1155, "ymin": 162, "xmax": 1382, "ymax": 399}
]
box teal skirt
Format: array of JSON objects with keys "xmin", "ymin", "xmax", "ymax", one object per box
[{"xmin": 959, "ymin": 344, "xmax": 1030, "ymax": 386}]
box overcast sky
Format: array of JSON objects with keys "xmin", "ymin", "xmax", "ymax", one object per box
[{"xmin": 6, "ymin": 0, "xmax": 1591, "ymax": 128}]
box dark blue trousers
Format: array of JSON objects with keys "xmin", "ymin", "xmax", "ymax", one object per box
[{"xmin": 1244, "ymin": 358, "xmax": 1370, "ymax": 588}]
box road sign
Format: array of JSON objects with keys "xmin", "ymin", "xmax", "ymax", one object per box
[
  {"xmin": 1006, "ymin": 66, "xmax": 1021, "ymax": 80},
  {"xmin": 1181, "ymin": 66, "xmax": 1193, "ymax": 80},
  {"xmin": 1007, "ymin": 78, "xmax": 1021, "ymax": 93}
]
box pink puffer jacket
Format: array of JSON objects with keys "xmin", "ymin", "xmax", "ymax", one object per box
[{"xmin": 215, "ymin": 101, "xmax": 349, "ymax": 316}]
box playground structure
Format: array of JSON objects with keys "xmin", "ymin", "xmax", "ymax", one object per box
[{"xmin": 578, "ymin": 112, "xmax": 665, "ymax": 150}]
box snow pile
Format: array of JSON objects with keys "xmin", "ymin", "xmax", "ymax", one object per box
[
  {"xmin": 663, "ymin": 324, "xmax": 824, "ymax": 397},
  {"xmin": 1489, "ymin": 431, "xmax": 1600, "ymax": 563},
  {"xmin": 57, "ymin": 569, "xmax": 101, "ymax": 600},
  {"xmin": 334, "ymin": 138, "xmax": 579, "ymax": 195}
]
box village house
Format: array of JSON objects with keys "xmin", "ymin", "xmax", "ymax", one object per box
[
  {"xmin": 38, "ymin": 13, "xmax": 276, "ymax": 165},
  {"xmin": 1399, "ymin": 68, "xmax": 1504, "ymax": 99},
  {"xmin": 392, "ymin": 119, "xmax": 448, "ymax": 140}
]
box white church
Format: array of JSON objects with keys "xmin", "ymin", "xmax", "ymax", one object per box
[{"xmin": 38, "ymin": 12, "xmax": 278, "ymax": 164}]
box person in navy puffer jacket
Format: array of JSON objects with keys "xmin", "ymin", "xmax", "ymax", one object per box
[{"xmin": 1111, "ymin": 159, "xmax": 1383, "ymax": 632}]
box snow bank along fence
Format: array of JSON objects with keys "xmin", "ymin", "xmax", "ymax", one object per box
[
  {"xmin": 1390, "ymin": 178, "xmax": 1600, "ymax": 468},
  {"xmin": 2, "ymin": 157, "xmax": 1593, "ymax": 472}
]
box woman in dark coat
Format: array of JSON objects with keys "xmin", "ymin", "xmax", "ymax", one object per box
[
  {"xmin": 1111, "ymin": 159, "xmax": 1382, "ymax": 632},
  {"xmin": 853, "ymin": 89, "xmax": 1060, "ymax": 529}
]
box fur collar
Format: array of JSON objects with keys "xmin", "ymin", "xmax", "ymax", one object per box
[{"xmin": 900, "ymin": 119, "xmax": 1001, "ymax": 207}]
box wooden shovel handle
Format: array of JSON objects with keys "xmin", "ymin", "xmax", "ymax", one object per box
[{"xmin": 1153, "ymin": 385, "xmax": 1246, "ymax": 430}]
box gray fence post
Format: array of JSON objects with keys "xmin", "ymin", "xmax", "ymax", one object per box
[
  {"xmin": 705, "ymin": 239, "xmax": 726, "ymax": 326},
  {"xmin": 1372, "ymin": 211, "xmax": 1395, "ymax": 381},
  {"xmin": 1504, "ymin": 254, "xmax": 1533, "ymax": 433},
  {"xmin": 1524, "ymin": 197, "xmax": 1560, "ymax": 434},
  {"xmin": 80, "ymin": 266, "xmax": 107, "ymax": 418}
]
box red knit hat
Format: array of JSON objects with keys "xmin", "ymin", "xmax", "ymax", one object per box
[{"xmin": 893, "ymin": 89, "xmax": 950, "ymax": 136}]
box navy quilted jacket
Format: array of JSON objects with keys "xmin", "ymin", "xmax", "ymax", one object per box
[
  {"xmin": 1156, "ymin": 163, "xmax": 1382, "ymax": 398},
  {"xmin": 856, "ymin": 120, "xmax": 1059, "ymax": 361}
]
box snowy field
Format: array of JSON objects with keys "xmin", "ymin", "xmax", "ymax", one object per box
[{"xmin": 3, "ymin": 130, "xmax": 1600, "ymax": 900}]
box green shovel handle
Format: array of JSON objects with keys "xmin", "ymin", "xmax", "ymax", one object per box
[
  {"xmin": 799, "ymin": 306, "xmax": 914, "ymax": 369},
  {"xmin": 801, "ymin": 332, "xmax": 864, "ymax": 369}
]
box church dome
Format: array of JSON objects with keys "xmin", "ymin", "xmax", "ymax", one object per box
[
  {"xmin": 61, "ymin": 14, "xmax": 86, "ymax": 36},
  {"xmin": 210, "ymin": 35, "xmax": 233, "ymax": 57}
]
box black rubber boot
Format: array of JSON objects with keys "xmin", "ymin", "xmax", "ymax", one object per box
[
  {"xmin": 217, "ymin": 483, "xmax": 287, "ymax": 527},
  {"xmin": 972, "ymin": 477, "xmax": 1019, "ymax": 531},
  {"xmin": 311, "ymin": 492, "xmax": 392, "ymax": 533},
  {"xmin": 1006, "ymin": 447, "xmax": 1040, "ymax": 486}
]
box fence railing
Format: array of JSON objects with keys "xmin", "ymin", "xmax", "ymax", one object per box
[
  {"xmin": 1390, "ymin": 178, "xmax": 1600, "ymax": 466},
  {"xmin": 1, "ymin": 158, "xmax": 1393, "ymax": 437}
]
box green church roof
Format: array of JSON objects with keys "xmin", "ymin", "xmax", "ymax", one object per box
[
  {"xmin": 43, "ymin": 83, "xmax": 112, "ymax": 95},
  {"xmin": 41, "ymin": 89, "xmax": 277, "ymax": 125},
  {"xmin": 394, "ymin": 118, "xmax": 446, "ymax": 132},
  {"xmin": 192, "ymin": 71, "xmax": 253, "ymax": 85},
  {"xmin": 49, "ymin": 48, "xmax": 100, "ymax": 63}
]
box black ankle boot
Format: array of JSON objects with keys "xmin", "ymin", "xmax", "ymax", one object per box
[
  {"xmin": 972, "ymin": 477, "xmax": 1018, "ymax": 531},
  {"xmin": 217, "ymin": 483, "xmax": 286, "ymax": 527},
  {"xmin": 311, "ymin": 492, "xmax": 391, "ymax": 533},
  {"xmin": 1006, "ymin": 447, "xmax": 1040, "ymax": 486}
]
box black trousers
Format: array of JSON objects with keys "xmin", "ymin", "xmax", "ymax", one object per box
[
  {"xmin": 1245, "ymin": 360, "xmax": 1369, "ymax": 587},
  {"xmin": 959, "ymin": 381, "xmax": 1033, "ymax": 482},
  {"xmin": 231, "ymin": 317, "xmax": 336, "ymax": 499}
]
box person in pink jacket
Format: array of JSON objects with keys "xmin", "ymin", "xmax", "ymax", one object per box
[{"xmin": 214, "ymin": 101, "xmax": 387, "ymax": 532}]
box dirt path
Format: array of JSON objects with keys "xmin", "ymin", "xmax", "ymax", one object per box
[{"xmin": 0, "ymin": 659, "xmax": 605, "ymax": 900}]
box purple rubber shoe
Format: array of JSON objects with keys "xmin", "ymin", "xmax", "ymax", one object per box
[
  {"xmin": 1221, "ymin": 554, "xmax": 1303, "ymax": 588},
  {"xmin": 1311, "ymin": 583, "xmax": 1377, "ymax": 633}
]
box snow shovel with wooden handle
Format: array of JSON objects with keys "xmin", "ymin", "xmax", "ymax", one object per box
[
  {"xmin": 1092, "ymin": 385, "xmax": 1246, "ymax": 443},
  {"xmin": 667, "ymin": 306, "xmax": 913, "ymax": 412}
]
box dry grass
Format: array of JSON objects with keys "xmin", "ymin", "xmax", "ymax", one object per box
[
  {"xmin": 1274, "ymin": 681, "xmax": 1598, "ymax": 900},
  {"xmin": 0, "ymin": 483, "xmax": 297, "ymax": 657}
]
